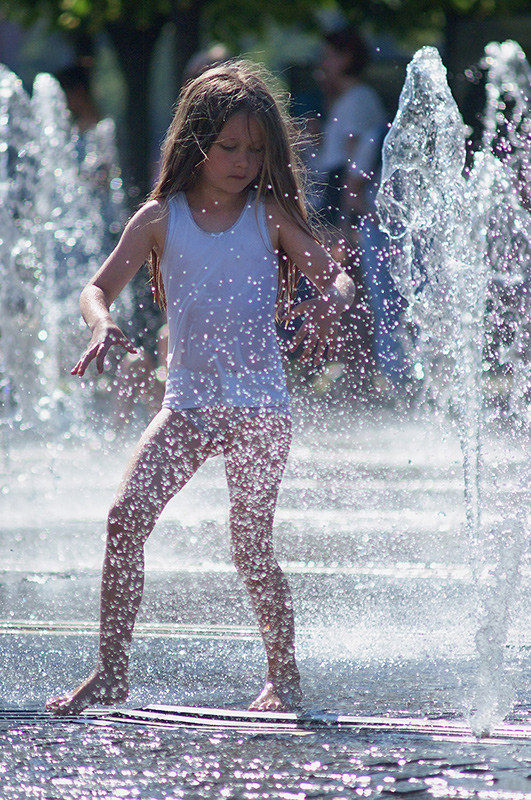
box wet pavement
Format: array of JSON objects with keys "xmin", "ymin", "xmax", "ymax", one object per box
[{"xmin": 2, "ymin": 401, "xmax": 531, "ymax": 797}]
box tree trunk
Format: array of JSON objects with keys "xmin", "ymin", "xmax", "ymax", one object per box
[
  {"xmin": 171, "ymin": 0, "xmax": 206, "ymax": 90},
  {"xmin": 106, "ymin": 2, "xmax": 205, "ymax": 199},
  {"xmin": 107, "ymin": 19, "xmax": 165, "ymax": 198}
]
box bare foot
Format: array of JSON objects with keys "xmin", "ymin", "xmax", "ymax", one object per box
[
  {"xmin": 248, "ymin": 680, "xmax": 303, "ymax": 713},
  {"xmin": 46, "ymin": 669, "xmax": 128, "ymax": 716}
]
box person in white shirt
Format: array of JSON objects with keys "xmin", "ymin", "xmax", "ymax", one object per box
[{"xmin": 316, "ymin": 27, "xmax": 407, "ymax": 386}]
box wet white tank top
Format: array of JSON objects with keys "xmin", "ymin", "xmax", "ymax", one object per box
[{"xmin": 160, "ymin": 191, "xmax": 289, "ymax": 410}]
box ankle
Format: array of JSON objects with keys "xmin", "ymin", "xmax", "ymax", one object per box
[
  {"xmin": 97, "ymin": 657, "xmax": 128, "ymax": 680},
  {"xmin": 267, "ymin": 663, "xmax": 300, "ymax": 687}
]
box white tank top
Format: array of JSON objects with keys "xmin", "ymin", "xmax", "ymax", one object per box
[{"xmin": 160, "ymin": 191, "xmax": 290, "ymax": 410}]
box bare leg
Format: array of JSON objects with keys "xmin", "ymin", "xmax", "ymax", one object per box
[
  {"xmin": 46, "ymin": 408, "xmax": 213, "ymax": 715},
  {"xmin": 224, "ymin": 412, "xmax": 302, "ymax": 712}
]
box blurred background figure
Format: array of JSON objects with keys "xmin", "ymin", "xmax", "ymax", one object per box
[
  {"xmin": 56, "ymin": 63, "xmax": 101, "ymax": 132},
  {"xmin": 315, "ymin": 27, "xmax": 384, "ymax": 227},
  {"xmin": 315, "ymin": 26, "xmax": 407, "ymax": 393},
  {"xmin": 57, "ymin": 62, "xmax": 161, "ymax": 429},
  {"xmin": 109, "ymin": 323, "xmax": 168, "ymax": 432},
  {"xmin": 56, "ymin": 62, "xmax": 127, "ymax": 256},
  {"xmin": 183, "ymin": 43, "xmax": 231, "ymax": 82}
]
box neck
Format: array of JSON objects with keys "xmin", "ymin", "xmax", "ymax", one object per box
[
  {"xmin": 328, "ymin": 74, "xmax": 359, "ymax": 101},
  {"xmin": 186, "ymin": 184, "xmax": 247, "ymax": 212},
  {"xmin": 184, "ymin": 185, "xmax": 250, "ymax": 233}
]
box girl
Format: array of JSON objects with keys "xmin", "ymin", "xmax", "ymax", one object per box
[{"xmin": 46, "ymin": 61, "xmax": 355, "ymax": 716}]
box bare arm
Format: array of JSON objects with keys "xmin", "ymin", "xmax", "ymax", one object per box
[
  {"xmin": 72, "ymin": 200, "xmax": 167, "ymax": 376},
  {"xmin": 266, "ymin": 203, "xmax": 356, "ymax": 362}
]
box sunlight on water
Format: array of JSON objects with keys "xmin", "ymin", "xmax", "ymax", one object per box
[
  {"xmin": 3, "ymin": 41, "xmax": 531, "ymax": 798},
  {"xmin": 376, "ymin": 43, "xmax": 531, "ymax": 736},
  {"xmin": 0, "ymin": 63, "xmax": 126, "ymax": 438}
]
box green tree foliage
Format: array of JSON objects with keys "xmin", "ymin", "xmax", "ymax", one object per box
[
  {"xmin": 2, "ymin": 0, "xmax": 529, "ymax": 191},
  {"xmin": 337, "ymin": 0, "xmax": 531, "ymax": 31},
  {"xmin": 5, "ymin": 0, "xmax": 530, "ymax": 34},
  {"xmin": 0, "ymin": 0, "xmax": 331, "ymax": 191}
]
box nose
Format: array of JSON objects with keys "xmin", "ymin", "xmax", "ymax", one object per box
[{"xmin": 235, "ymin": 148, "xmax": 249, "ymax": 168}]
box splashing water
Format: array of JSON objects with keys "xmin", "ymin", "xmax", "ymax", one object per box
[
  {"xmin": 466, "ymin": 41, "xmax": 531, "ymax": 730},
  {"xmin": 376, "ymin": 46, "xmax": 489, "ymax": 556},
  {"xmin": 0, "ymin": 64, "xmax": 126, "ymax": 438},
  {"xmin": 375, "ymin": 44, "xmax": 531, "ymax": 734},
  {"xmin": 0, "ymin": 65, "xmax": 44, "ymax": 428},
  {"xmin": 31, "ymin": 73, "xmax": 104, "ymax": 428},
  {"xmin": 470, "ymin": 514, "xmax": 526, "ymax": 735},
  {"xmin": 480, "ymin": 41, "xmax": 531, "ymax": 422}
]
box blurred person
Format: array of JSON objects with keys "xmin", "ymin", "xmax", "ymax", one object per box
[
  {"xmin": 183, "ymin": 43, "xmax": 231, "ymax": 82},
  {"xmin": 56, "ymin": 63, "xmax": 101, "ymax": 132},
  {"xmin": 50, "ymin": 62, "xmax": 128, "ymax": 385},
  {"xmin": 109, "ymin": 322, "xmax": 168, "ymax": 431},
  {"xmin": 315, "ymin": 26, "xmax": 407, "ymax": 388},
  {"xmin": 315, "ymin": 27, "xmax": 384, "ymax": 227},
  {"xmin": 56, "ymin": 62, "xmax": 127, "ymax": 257}
]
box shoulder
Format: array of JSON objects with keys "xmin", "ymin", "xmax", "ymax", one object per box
[
  {"xmin": 264, "ymin": 198, "xmax": 314, "ymax": 252},
  {"xmin": 264, "ymin": 199, "xmax": 291, "ymax": 250},
  {"xmin": 264, "ymin": 198, "xmax": 282, "ymax": 225},
  {"xmin": 126, "ymin": 198, "xmax": 169, "ymax": 254},
  {"xmin": 131, "ymin": 198, "xmax": 169, "ymax": 226},
  {"xmin": 351, "ymin": 83, "xmax": 386, "ymax": 117}
]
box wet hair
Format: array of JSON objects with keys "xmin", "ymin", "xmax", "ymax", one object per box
[
  {"xmin": 324, "ymin": 27, "xmax": 370, "ymax": 77},
  {"xmin": 149, "ymin": 60, "xmax": 315, "ymax": 318}
]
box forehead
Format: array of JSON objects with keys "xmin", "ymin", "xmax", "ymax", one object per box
[{"xmin": 217, "ymin": 112, "xmax": 263, "ymax": 141}]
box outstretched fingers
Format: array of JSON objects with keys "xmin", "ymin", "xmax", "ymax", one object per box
[
  {"xmin": 284, "ymin": 298, "xmax": 341, "ymax": 364},
  {"xmin": 71, "ymin": 344, "xmax": 101, "ymax": 377},
  {"xmin": 71, "ymin": 332, "xmax": 137, "ymax": 376}
]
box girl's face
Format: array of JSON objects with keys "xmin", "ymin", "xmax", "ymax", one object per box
[{"xmin": 198, "ymin": 113, "xmax": 265, "ymax": 196}]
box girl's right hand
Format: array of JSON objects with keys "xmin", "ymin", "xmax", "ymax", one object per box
[{"xmin": 71, "ymin": 321, "xmax": 138, "ymax": 377}]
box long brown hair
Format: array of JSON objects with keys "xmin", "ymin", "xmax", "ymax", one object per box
[{"xmin": 148, "ymin": 60, "xmax": 315, "ymax": 319}]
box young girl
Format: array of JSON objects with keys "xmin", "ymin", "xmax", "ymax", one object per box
[{"xmin": 46, "ymin": 61, "xmax": 355, "ymax": 716}]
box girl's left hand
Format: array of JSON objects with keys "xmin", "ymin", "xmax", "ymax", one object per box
[{"xmin": 282, "ymin": 297, "xmax": 344, "ymax": 363}]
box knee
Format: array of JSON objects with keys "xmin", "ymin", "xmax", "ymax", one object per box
[
  {"xmin": 107, "ymin": 498, "xmax": 128, "ymax": 531},
  {"xmin": 106, "ymin": 499, "xmax": 146, "ymax": 555},
  {"xmin": 229, "ymin": 501, "xmax": 277, "ymax": 582},
  {"xmin": 231, "ymin": 537, "xmax": 277, "ymax": 585}
]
